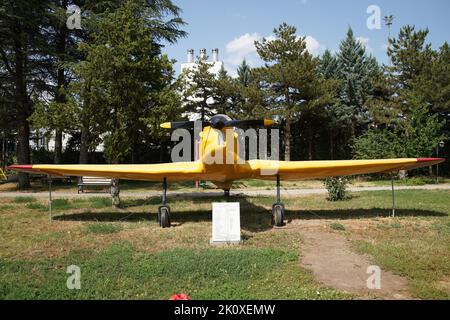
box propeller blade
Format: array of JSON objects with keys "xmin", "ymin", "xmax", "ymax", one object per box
[
  {"xmin": 160, "ymin": 121, "xmax": 210, "ymax": 129},
  {"xmin": 225, "ymin": 119, "xmax": 276, "ymax": 128}
]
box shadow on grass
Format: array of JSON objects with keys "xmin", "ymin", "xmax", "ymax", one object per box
[
  {"xmin": 53, "ymin": 196, "xmax": 272, "ymax": 233},
  {"xmin": 284, "ymin": 208, "xmax": 448, "ymax": 221},
  {"xmin": 52, "ymin": 194, "xmax": 448, "ymax": 232}
]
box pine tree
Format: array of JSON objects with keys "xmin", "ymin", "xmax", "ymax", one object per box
[
  {"xmin": 182, "ymin": 56, "xmax": 218, "ymax": 121},
  {"xmin": 319, "ymin": 50, "xmax": 347, "ymax": 159},
  {"xmin": 66, "ymin": 0, "xmax": 184, "ymax": 164},
  {"xmin": 387, "ymin": 25, "xmax": 432, "ymax": 92},
  {"xmin": 0, "ymin": 0, "xmax": 50, "ymax": 188},
  {"xmin": 255, "ymin": 23, "xmax": 333, "ymax": 161},
  {"xmin": 336, "ymin": 27, "xmax": 377, "ymax": 139},
  {"xmin": 237, "ymin": 59, "xmax": 252, "ymax": 87}
]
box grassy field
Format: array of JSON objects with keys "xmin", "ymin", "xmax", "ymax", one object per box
[{"xmin": 0, "ymin": 189, "xmax": 449, "ymax": 299}]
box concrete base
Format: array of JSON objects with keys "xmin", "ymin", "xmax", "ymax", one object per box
[{"xmin": 209, "ymin": 238, "xmax": 242, "ymax": 246}]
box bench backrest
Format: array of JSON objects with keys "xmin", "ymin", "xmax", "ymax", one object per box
[{"xmin": 81, "ymin": 176, "xmax": 112, "ymax": 184}]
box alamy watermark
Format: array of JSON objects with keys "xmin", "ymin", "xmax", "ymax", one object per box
[
  {"xmin": 366, "ymin": 5, "xmax": 381, "ymax": 30},
  {"xmin": 366, "ymin": 265, "xmax": 381, "ymax": 290},
  {"xmin": 67, "ymin": 5, "xmax": 82, "ymax": 30},
  {"xmin": 66, "ymin": 265, "xmax": 81, "ymax": 290},
  {"xmin": 170, "ymin": 122, "xmax": 280, "ymax": 175}
]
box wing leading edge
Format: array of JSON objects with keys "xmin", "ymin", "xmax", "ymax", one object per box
[
  {"xmin": 8, "ymin": 162, "xmax": 205, "ymax": 182},
  {"xmin": 245, "ymin": 158, "xmax": 445, "ymax": 180}
]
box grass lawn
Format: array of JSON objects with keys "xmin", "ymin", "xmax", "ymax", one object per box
[{"xmin": 0, "ymin": 189, "xmax": 449, "ymax": 299}]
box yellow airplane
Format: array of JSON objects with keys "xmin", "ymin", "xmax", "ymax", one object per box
[{"xmin": 9, "ymin": 114, "xmax": 445, "ymax": 228}]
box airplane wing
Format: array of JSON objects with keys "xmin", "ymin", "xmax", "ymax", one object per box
[
  {"xmin": 8, "ymin": 162, "xmax": 204, "ymax": 182},
  {"xmin": 245, "ymin": 158, "xmax": 445, "ymax": 180},
  {"xmin": 8, "ymin": 158, "xmax": 445, "ymax": 182}
]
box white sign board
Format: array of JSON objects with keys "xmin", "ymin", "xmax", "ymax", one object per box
[{"xmin": 211, "ymin": 202, "xmax": 241, "ymax": 244}]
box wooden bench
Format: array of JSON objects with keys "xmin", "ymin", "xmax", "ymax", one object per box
[{"xmin": 78, "ymin": 176, "xmax": 112, "ymax": 193}]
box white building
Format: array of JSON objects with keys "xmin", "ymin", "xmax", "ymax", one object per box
[
  {"xmin": 181, "ymin": 48, "xmax": 224, "ymax": 121},
  {"xmin": 181, "ymin": 48, "xmax": 224, "ymax": 76}
]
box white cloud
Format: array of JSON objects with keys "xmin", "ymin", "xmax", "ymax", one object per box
[
  {"xmin": 224, "ymin": 32, "xmax": 324, "ymax": 72},
  {"xmin": 224, "ymin": 33, "xmax": 261, "ymax": 70},
  {"xmin": 305, "ymin": 36, "xmax": 324, "ymax": 55}
]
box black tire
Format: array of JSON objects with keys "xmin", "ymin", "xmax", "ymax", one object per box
[
  {"xmin": 272, "ymin": 204, "xmax": 284, "ymax": 227},
  {"xmin": 159, "ymin": 206, "xmax": 171, "ymax": 228}
]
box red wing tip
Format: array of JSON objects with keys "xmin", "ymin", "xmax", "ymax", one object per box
[
  {"xmin": 7, "ymin": 165, "xmax": 33, "ymax": 170},
  {"xmin": 417, "ymin": 158, "xmax": 445, "ymax": 163}
]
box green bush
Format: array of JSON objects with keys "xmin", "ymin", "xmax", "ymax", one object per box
[
  {"xmin": 330, "ymin": 222, "xmax": 346, "ymax": 231},
  {"xmin": 324, "ymin": 177, "xmax": 349, "ymax": 201}
]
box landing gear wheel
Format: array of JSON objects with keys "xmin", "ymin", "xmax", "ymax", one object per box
[
  {"xmin": 272, "ymin": 203, "xmax": 285, "ymax": 227},
  {"xmin": 158, "ymin": 205, "xmax": 171, "ymax": 228}
]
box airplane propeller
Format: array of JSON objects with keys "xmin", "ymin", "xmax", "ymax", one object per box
[{"xmin": 161, "ymin": 115, "xmax": 276, "ymax": 130}]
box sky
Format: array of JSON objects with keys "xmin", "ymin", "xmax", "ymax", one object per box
[{"xmin": 162, "ymin": 0, "xmax": 450, "ymax": 76}]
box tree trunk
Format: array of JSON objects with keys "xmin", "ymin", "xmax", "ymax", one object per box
[
  {"xmin": 308, "ymin": 127, "xmax": 313, "ymax": 160},
  {"xmin": 14, "ymin": 30, "xmax": 30, "ymax": 189},
  {"xmin": 54, "ymin": 10, "xmax": 67, "ymax": 164},
  {"xmin": 284, "ymin": 120, "xmax": 291, "ymax": 161},
  {"xmin": 79, "ymin": 124, "xmax": 88, "ymax": 164},
  {"xmin": 54, "ymin": 130, "xmax": 63, "ymax": 163},
  {"xmin": 329, "ymin": 128, "xmax": 334, "ymax": 160},
  {"xmin": 160, "ymin": 140, "xmax": 167, "ymax": 163},
  {"xmin": 17, "ymin": 118, "xmax": 31, "ymax": 189}
]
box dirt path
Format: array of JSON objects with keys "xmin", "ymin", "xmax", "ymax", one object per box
[
  {"xmin": 1, "ymin": 184, "xmax": 449, "ymax": 198},
  {"xmin": 298, "ymin": 223, "xmax": 413, "ymax": 300}
]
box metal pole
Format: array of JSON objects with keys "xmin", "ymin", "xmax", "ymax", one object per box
[
  {"xmin": 49, "ymin": 176, "xmax": 53, "ymax": 222},
  {"xmin": 162, "ymin": 177, "xmax": 167, "ymax": 205},
  {"xmin": 1, "ymin": 130, "xmax": 5, "ymax": 171},
  {"xmin": 436, "ymin": 145, "xmax": 439, "ymax": 184},
  {"xmin": 276, "ymin": 174, "xmax": 280, "ymax": 204},
  {"xmin": 391, "ymin": 174, "xmax": 395, "ymax": 218}
]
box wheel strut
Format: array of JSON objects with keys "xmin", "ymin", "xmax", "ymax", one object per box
[
  {"xmin": 272, "ymin": 174, "xmax": 285, "ymax": 227},
  {"xmin": 158, "ymin": 177, "xmax": 171, "ymax": 228}
]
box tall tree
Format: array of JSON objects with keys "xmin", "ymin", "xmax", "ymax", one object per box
[
  {"xmin": 0, "ymin": 0, "xmax": 49, "ymax": 188},
  {"xmin": 336, "ymin": 27, "xmax": 378, "ymax": 139},
  {"xmin": 319, "ymin": 50, "xmax": 345, "ymax": 159},
  {"xmin": 182, "ymin": 56, "xmax": 219, "ymax": 121},
  {"xmin": 214, "ymin": 65, "xmax": 237, "ymax": 115},
  {"xmin": 237, "ymin": 59, "xmax": 252, "ymax": 87},
  {"xmin": 72, "ymin": 0, "xmax": 183, "ymax": 164},
  {"xmin": 255, "ymin": 23, "xmax": 333, "ymax": 160},
  {"xmin": 28, "ymin": 0, "xmax": 85, "ymax": 164}
]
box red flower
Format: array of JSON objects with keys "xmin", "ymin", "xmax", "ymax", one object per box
[{"xmin": 170, "ymin": 293, "xmax": 190, "ymax": 300}]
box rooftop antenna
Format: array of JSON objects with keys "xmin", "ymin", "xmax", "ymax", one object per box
[{"xmin": 384, "ymin": 14, "xmax": 395, "ymax": 65}]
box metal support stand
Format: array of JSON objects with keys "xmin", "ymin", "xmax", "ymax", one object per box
[
  {"xmin": 391, "ymin": 174, "xmax": 395, "ymax": 218},
  {"xmin": 162, "ymin": 177, "xmax": 167, "ymax": 205},
  {"xmin": 272, "ymin": 175, "xmax": 285, "ymax": 227},
  {"xmin": 158, "ymin": 177, "xmax": 171, "ymax": 228},
  {"xmin": 276, "ymin": 174, "xmax": 281, "ymax": 204},
  {"xmin": 48, "ymin": 176, "xmax": 53, "ymax": 223}
]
